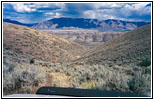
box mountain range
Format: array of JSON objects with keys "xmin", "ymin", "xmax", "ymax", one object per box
[
  {"xmin": 3, "ymin": 19, "xmax": 36, "ymax": 27},
  {"xmin": 3, "ymin": 18, "xmax": 150, "ymax": 32}
]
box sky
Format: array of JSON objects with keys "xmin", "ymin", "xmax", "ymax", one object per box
[{"xmin": 3, "ymin": 2, "xmax": 151, "ymax": 23}]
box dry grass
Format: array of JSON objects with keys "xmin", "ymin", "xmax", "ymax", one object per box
[
  {"xmin": 3, "ymin": 22, "xmax": 89, "ymax": 63},
  {"xmin": 3, "ymin": 59, "xmax": 73, "ymax": 95},
  {"xmin": 75, "ymin": 24, "xmax": 151, "ymax": 65},
  {"xmin": 46, "ymin": 72, "xmax": 72, "ymax": 87},
  {"xmin": 3, "ymin": 57, "xmax": 151, "ymax": 96},
  {"xmin": 128, "ymin": 67, "xmax": 151, "ymax": 96},
  {"xmin": 3, "ymin": 60, "xmax": 46, "ymax": 95}
]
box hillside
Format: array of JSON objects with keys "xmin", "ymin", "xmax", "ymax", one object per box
[
  {"xmin": 3, "ymin": 23, "xmax": 151, "ymax": 96},
  {"xmin": 32, "ymin": 17, "xmax": 150, "ymax": 31},
  {"xmin": 75, "ymin": 24, "xmax": 151, "ymax": 65},
  {"xmin": 3, "ymin": 22, "xmax": 89, "ymax": 63}
]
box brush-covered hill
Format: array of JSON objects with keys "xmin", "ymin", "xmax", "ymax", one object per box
[
  {"xmin": 75, "ymin": 24, "xmax": 151, "ymax": 65},
  {"xmin": 3, "ymin": 22, "xmax": 89, "ymax": 63},
  {"xmin": 3, "ymin": 23, "xmax": 151, "ymax": 96}
]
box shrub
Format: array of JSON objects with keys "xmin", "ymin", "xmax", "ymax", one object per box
[
  {"xmin": 3, "ymin": 62, "xmax": 46, "ymax": 94},
  {"xmin": 89, "ymin": 82, "xmax": 97, "ymax": 89},
  {"xmin": 95, "ymin": 71, "xmax": 129, "ymax": 92},
  {"xmin": 30, "ymin": 59, "xmax": 35, "ymax": 64},
  {"xmin": 138, "ymin": 58, "xmax": 151, "ymax": 67},
  {"xmin": 128, "ymin": 71, "xmax": 151, "ymax": 96}
]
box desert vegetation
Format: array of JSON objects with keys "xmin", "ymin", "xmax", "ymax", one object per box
[
  {"xmin": 3, "ymin": 60, "xmax": 46, "ymax": 95},
  {"xmin": 3, "ymin": 23, "xmax": 151, "ymax": 97},
  {"xmin": 3, "ymin": 23, "xmax": 89, "ymax": 63},
  {"xmin": 3, "ymin": 58, "xmax": 151, "ymax": 96}
]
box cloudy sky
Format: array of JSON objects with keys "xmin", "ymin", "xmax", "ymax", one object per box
[{"xmin": 3, "ymin": 2, "xmax": 151, "ymax": 23}]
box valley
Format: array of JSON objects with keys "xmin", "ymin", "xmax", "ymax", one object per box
[
  {"xmin": 4, "ymin": 17, "xmax": 149, "ymax": 47},
  {"xmin": 3, "ymin": 23, "xmax": 151, "ymax": 95},
  {"xmin": 45, "ymin": 29, "xmax": 126, "ymax": 47},
  {"xmin": 2, "ymin": 2, "xmax": 152, "ymax": 98},
  {"xmin": 3, "ymin": 22, "xmax": 151, "ymax": 97}
]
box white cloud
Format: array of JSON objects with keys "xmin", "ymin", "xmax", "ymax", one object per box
[
  {"xmin": 11, "ymin": 3, "xmax": 36, "ymax": 12},
  {"xmin": 122, "ymin": 3, "xmax": 151, "ymax": 16},
  {"xmin": 82, "ymin": 2, "xmax": 151, "ymax": 21},
  {"xmin": 44, "ymin": 12, "xmax": 61, "ymax": 20},
  {"xmin": 92, "ymin": 3, "xmax": 123, "ymax": 9},
  {"xmin": 92, "ymin": 2, "xmax": 150, "ymax": 10},
  {"xmin": 83, "ymin": 10, "xmax": 95, "ymax": 19},
  {"xmin": 83, "ymin": 9, "xmax": 117, "ymax": 20},
  {"xmin": 10, "ymin": 3, "xmax": 65, "ymax": 12},
  {"xmin": 126, "ymin": 3, "xmax": 149, "ymax": 10},
  {"xmin": 34, "ymin": 3, "xmax": 65, "ymax": 9},
  {"xmin": 45, "ymin": 12, "xmax": 54, "ymax": 15}
]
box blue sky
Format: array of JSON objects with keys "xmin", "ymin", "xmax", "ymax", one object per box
[{"xmin": 3, "ymin": 2, "xmax": 151, "ymax": 23}]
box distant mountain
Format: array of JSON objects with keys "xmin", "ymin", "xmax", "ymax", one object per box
[
  {"xmin": 3, "ymin": 19, "xmax": 36, "ymax": 27},
  {"xmin": 3, "ymin": 22, "xmax": 89, "ymax": 63},
  {"xmin": 75, "ymin": 24, "xmax": 151, "ymax": 65},
  {"xmin": 3, "ymin": 18, "xmax": 150, "ymax": 32},
  {"xmin": 32, "ymin": 18, "xmax": 150, "ymax": 31}
]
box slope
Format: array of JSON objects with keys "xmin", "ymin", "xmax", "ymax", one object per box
[
  {"xmin": 3, "ymin": 22, "xmax": 89, "ymax": 63},
  {"xmin": 75, "ymin": 24, "xmax": 151, "ymax": 65}
]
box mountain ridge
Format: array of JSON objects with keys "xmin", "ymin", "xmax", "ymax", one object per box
[
  {"xmin": 32, "ymin": 17, "xmax": 150, "ymax": 31},
  {"xmin": 3, "ymin": 19, "xmax": 37, "ymax": 27},
  {"xmin": 3, "ymin": 18, "xmax": 150, "ymax": 32}
]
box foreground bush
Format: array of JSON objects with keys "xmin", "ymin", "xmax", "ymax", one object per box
[
  {"xmin": 128, "ymin": 71, "xmax": 151, "ymax": 96},
  {"xmin": 30, "ymin": 59, "xmax": 35, "ymax": 64},
  {"xmin": 3, "ymin": 61, "xmax": 46, "ymax": 94},
  {"xmin": 95, "ymin": 71, "xmax": 129, "ymax": 92},
  {"xmin": 138, "ymin": 58, "xmax": 151, "ymax": 67},
  {"xmin": 94, "ymin": 66, "xmax": 151, "ymax": 96}
]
